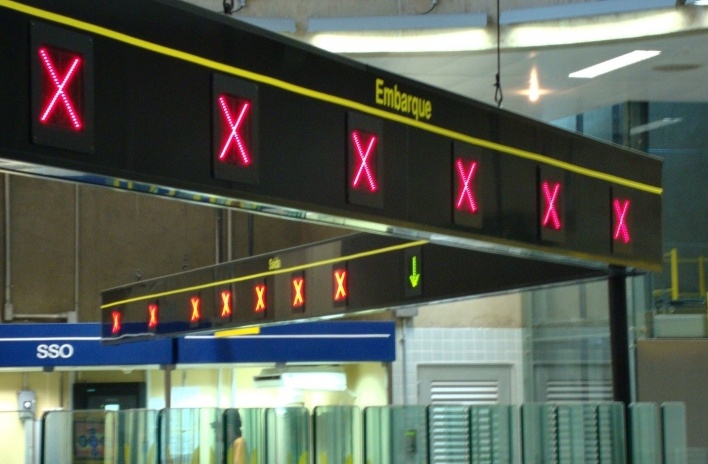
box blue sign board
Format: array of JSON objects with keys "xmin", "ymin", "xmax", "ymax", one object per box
[
  {"xmin": 0, "ymin": 321, "xmax": 396, "ymax": 368},
  {"xmin": 0, "ymin": 323, "xmax": 173, "ymax": 368},
  {"xmin": 176, "ymin": 321, "xmax": 396, "ymax": 364}
]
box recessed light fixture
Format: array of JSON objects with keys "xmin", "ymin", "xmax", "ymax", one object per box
[
  {"xmin": 517, "ymin": 67, "xmax": 551, "ymax": 102},
  {"xmin": 569, "ymin": 50, "xmax": 661, "ymax": 78},
  {"xmin": 629, "ymin": 117, "xmax": 683, "ymax": 135}
]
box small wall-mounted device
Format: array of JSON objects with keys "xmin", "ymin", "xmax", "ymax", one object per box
[{"xmin": 17, "ymin": 390, "xmax": 36, "ymax": 421}]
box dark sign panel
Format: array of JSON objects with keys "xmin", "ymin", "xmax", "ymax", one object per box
[
  {"xmin": 212, "ymin": 74, "xmax": 259, "ymax": 184},
  {"xmin": 30, "ymin": 21, "xmax": 94, "ymax": 153},
  {"xmin": 0, "ymin": 0, "xmax": 662, "ymax": 275},
  {"xmin": 101, "ymin": 234, "xmax": 608, "ymax": 342}
]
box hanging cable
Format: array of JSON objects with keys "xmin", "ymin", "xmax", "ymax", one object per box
[
  {"xmin": 223, "ymin": 0, "xmax": 245, "ymax": 15},
  {"xmin": 421, "ymin": 0, "xmax": 439, "ymax": 15},
  {"xmin": 493, "ymin": 0, "xmax": 503, "ymax": 107}
]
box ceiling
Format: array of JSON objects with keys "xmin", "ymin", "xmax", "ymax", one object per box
[
  {"xmin": 206, "ymin": 1, "xmax": 708, "ymax": 124},
  {"xmin": 348, "ymin": 29, "xmax": 708, "ymax": 122}
]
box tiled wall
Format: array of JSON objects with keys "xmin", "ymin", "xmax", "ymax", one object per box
[{"xmin": 392, "ymin": 325, "xmax": 525, "ymax": 405}]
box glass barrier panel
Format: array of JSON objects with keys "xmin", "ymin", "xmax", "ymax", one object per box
[
  {"xmin": 43, "ymin": 410, "xmax": 119, "ymax": 464},
  {"xmin": 521, "ymin": 403, "xmax": 558, "ymax": 463},
  {"xmin": 597, "ymin": 402, "xmax": 626, "ymax": 464},
  {"xmin": 661, "ymin": 402, "xmax": 688, "ymax": 464},
  {"xmin": 469, "ymin": 405, "xmax": 517, "ymax": 464},
  {"xmin": 224, "ymin": 408, "xmax": 266, "ymax": 464},
  {"xmin": 1, "ymin": 411, "xmax": 35, "ymax": 464},
  {"xmin": 363, "ymin": 406, "xmax": 427, "ymax": 464},
  {"xmin": 629, "ymin": 403, "xmax": 661, "ymax": 464},
  {"xmin": 428, "ymin": 405, "xmax": 469, "ymax": 463},
  {"xmin": 523, "ymin": 403, "xmax": 627, "ymax": 464},
  {"xmin": 266, "ymin": 407, "xmax": 310, "ymax": 464},
  {"xmin": 314, "ymin": 405, "xmax": 361, "ymax": 464},
  {"xmin": 158, "ymin": 407, "xmax": 222, "ymax": 464},
  {"xmin": 363, "ymin": 407, "xmax": 389, "ymax": 464},
  {"xmin": 120, "ymin": 409, "xmax": 159, "ymax": 464}
]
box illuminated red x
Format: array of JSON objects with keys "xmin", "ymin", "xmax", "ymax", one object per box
[
  {"xmin": 38, "ymin": 47, "xmax": 83, "ymax": 130},
  {"xmin": 292, "ymin": 277, "xmax": 305, "ymax": 307},
  {"xmin": 455, "ymin": 159, "xmax": 478, "ymax": 213},
  {"xmin": 111, "ymin": 311, "xmax": 121, "ymax": 334},
  {"xmin": 148, "ymin": 303, "xmax": 159, "ymax": 329},
  {"xmin": 254, "ymin": 284, "xmax": 266, "ymax": 313},
  {"xmin": 542, "ymin": 181, "xmax": 562, "ymax": 230},
  {"xmin": 334, "ymin": 269, "xmax": 347, "ymax": 301},
  {"xmin": 613, "ymin": 199, "xmax": 631, "ymax": 244},
  {"xmin": 220, "ymin": 290, "xmax": 233, "ymax": 318},
  {"xmin": 218, "ymin": 95, "xmax": 251, "ymax": 165},
  {"xmin": 189, "ymin": 296, "xmax": 201, "ymax": 323},
  {"xmin": 351, "ymin": 131, "xmax": 378, "ymax": 192}
]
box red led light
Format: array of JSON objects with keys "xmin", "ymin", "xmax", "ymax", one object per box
[
  {"xmin": 333, "ymin": 269, "xmax": 348, "ymax": 302},
  {"xmin": 455, "ymin": 158, "xmax": 478, "ymax": 214},
  {"xmin": 218, "ymin": 94, "xmax": 251, "ymax": 166},
  {"xmin": 351, "ymin": 130, "xmax": 378, "ymax": 192},
  {"xmin": 189, "ymin": 296, "xmax": 201, "ymax": 323},
  {"xmin": 38, "ymin": 47, "xmax": 83, "ymax": 131},
  {"xmin": 292, "ymin": 277, "xmax": 305, "ymax": 308},
  {"xmin": 220, "ymin": 290, "xmax": 233, "ymax": 318},
  {"xmin": 254, "ymin": 284, "xmax": 266, "ymax": 313},
  {"xmin": 541, "ymin": 181, "xmax": 562, "ymax": 230},
  {"xmin": 111, "ymin": 311, "xmax": 121, "ymax": 335},
  {"xmin": 613, "ymin": 199, "xmax": 631, "ymax": 244},
  {"xmin": 148, "ymin": 303, "xmax": 159, "ymax": 329}
]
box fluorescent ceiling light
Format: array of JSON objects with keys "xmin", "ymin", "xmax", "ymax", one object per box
[
  {"xmin": 629, "ymin": 117, "xmax": 682, "ymax": 135},
  {"xmin": 569, "ymin": 50, "xmax": 661, "ymax": 78},
  {"xmin": 308, "ymin": 13, "xmax": 487, "ymax": 32},
  {"xmin": 254, "ymin": 367, "xmax": 347, "ymax": 391},
  {"xmin": 500, "ymin": 0, "xmax": 675, "ymax": 25},
  {"xmin": 306, "ymin": 13, "xmax": 488, "ymax": 54},
  {"xmin": 310, "ymin": 29, "xmax": 491, "ymax": 54}
]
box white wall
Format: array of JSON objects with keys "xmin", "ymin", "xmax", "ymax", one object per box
[{"xmin": 392, "ymin": 293, "xmax": 525, "ymax": 405}]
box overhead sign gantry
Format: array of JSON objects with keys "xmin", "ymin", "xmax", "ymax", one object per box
[
  {"xmin": 100, "ymin": 234, "xmax": 608, "ymax": 342},
  {"xmin": 0, "ymin": 0, "xmax": 662, "ymax": 343}
]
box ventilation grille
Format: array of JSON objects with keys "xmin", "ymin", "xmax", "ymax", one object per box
[
  {"xmin": 546, "ymin": 380, "xmax": 613, "ymax": 403},
  {"xmin": 429, "ymin": 381, "xmax": 501, "ymax": 463},
  {"xmin": 430, "ymin": 380, "xmax": 500, "ymax": 405}
]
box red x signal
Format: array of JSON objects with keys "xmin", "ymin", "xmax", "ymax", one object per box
[
  {"xmin": 351, "ymin": 130, "xmax": 378, "ymax": 192},
  {"xmin": 541, "ymin": 181, "xmax": 562, "ymax": 230},
  {"xmin": 613, "ymin": 199, "xmax": 631, "ymax": 244},
  {"xmin": 189, "ymin": 296, "xmax": 201, "ymax": 323},
  {"xmin": 38, "ymin": 47, "xmax": 83, "ymax": 131},
  {"xmin": 292, "ymin": 277, "xmax": 305, "ymax": 308},
  {"xmin": 111, "ymin": 311, "xmax": 121, "ymax": 335},
  {"xmin": 220, "ymin": 290, "xmax": 233, "ymax": 318},
  {"xmin": 455, "ymin": 159, "xmax": 478, "ymax": 214},
  {"xmin": 148, "ymin": 303, "xmax": 159, "ymax": 329},
  {"xmin": 333, "ymin": 269, "xmax": 348, "ymax": 302},
  {"xmin": 254, "ymin": 284, "xmax": 266, "ymax": 313},
  {"xmin": 218, "ymin": 94, "xmax": 251, "ymax": 166}
]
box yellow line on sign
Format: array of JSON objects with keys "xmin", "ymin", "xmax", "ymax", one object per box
[
  {"xmin": 1, "ymin": 0, "xmax": 662, "ymax": 195},
  {"xmin": 215, "ymin": 327, "xmax": 261, "ymax": 337},
  {"xmin": 100, "ymin": 239, "xmax": 429, "ymax": 309}
]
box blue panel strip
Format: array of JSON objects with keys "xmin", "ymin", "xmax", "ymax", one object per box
[
  {"xmin": 177, "ymin": 321, "xmax": 396, "ymax": 364},
  {"xmin": 0, "ymin": 321, "xmax": 395, "ymax": 367},
  {"xmin": 0, "ymin": 323, "xmax": 173, "ymax": 367}
]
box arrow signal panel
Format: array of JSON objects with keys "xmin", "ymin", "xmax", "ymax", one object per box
[{"xmin": 404, "ymin": 246, "xmax": 423, "ymax": 298}]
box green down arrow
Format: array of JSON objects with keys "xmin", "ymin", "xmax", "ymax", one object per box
[{"xmin": 409, "ymin": 255, "xmax": 421, "ymax": 288}]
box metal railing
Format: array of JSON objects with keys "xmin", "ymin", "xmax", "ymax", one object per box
[{"xmin": 653, "ymin": 248, "xmax": 707, "ymax": 304}]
